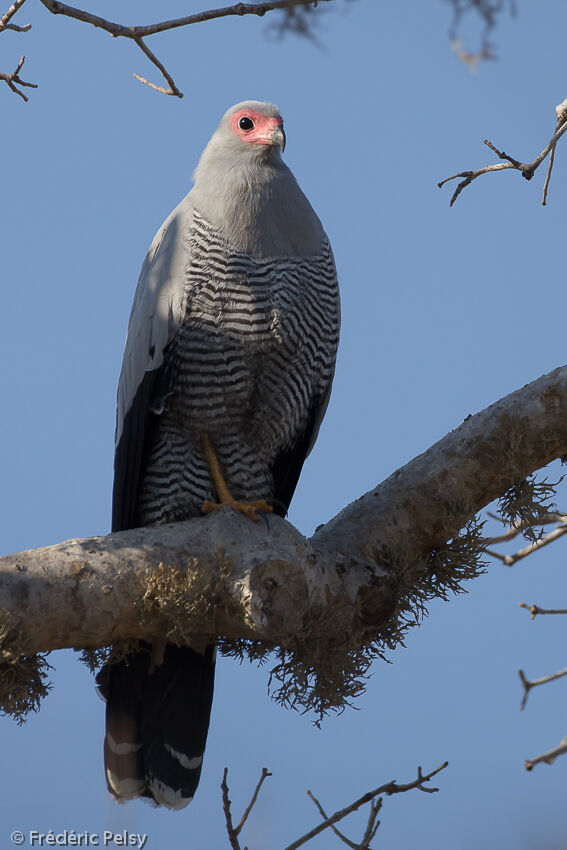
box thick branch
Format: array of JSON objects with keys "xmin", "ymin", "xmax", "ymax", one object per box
[{"xmin": 2, "ymin": 365, "xmax": 567, "ymax": 655}]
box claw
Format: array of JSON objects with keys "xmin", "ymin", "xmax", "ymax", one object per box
[{"xmin": 201, "ymin": 498, "xmax": 273, "ymax": 522}]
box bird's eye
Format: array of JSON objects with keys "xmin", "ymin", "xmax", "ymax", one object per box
[{"xmin": 238, "ymin": 116, "xmax": 255, "ymax": 131}]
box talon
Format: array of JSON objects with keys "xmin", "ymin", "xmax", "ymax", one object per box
[
  {"xmin": 201, "ymin": 498, "xmax": 272, "ymax": 522},
  {"xmin": 200, "ymin": 434, "xmax": 273, "ymax": 523}
]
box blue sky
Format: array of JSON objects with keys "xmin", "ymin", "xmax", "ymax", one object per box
[{"xmin": 2, "ymin": 1, "xmax": 567, "ymax": 847}]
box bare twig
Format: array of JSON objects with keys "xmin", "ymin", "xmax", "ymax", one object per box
[
  {"xmin": 38, "ymin": 0, "xmax": 334, "ymax": 96},
  {"xmin": 519, "ymin": 666, "xmax": 567, "ymax": 711},
  {"xmin": 221, "ymin": 766, "xmax": 272, "ymax": 849},
  {"xmin": 0, "ymin": 0, "xmax": 30, "ymax": 31},
  {"xmin": 221, "ymin": 768, "xmax": 241, "ymax": 850},
  {"xmin": 284, "ymin": 763, "xmax": 448, "ymax": 850},
  {"xmin": 307, "ymin": 790, "xmax": 360, "ymax": 849},
  {"xmin": 439, "ymin": 97, "xmax": 567, "ymax": 206},
  {"xmin": 448, "ymin": 0, "xmax": 515, "ymax": 67},
  {"xmin": 525, "ymin": 734, "xmax": 567, "ymax": 771},
  {"xmin": 132, "ymin": 36, "xmax": 182, "ymax": 98},
  {"xmin": 220, "ymin": 764, "xmax": 446, "ymax": 850},
  {"xmin": 359, "ymin": 799, "xmax": 382, "ymax": 849},
  {"xmin": 235, "ymin": 767, "xmax": 272, "ymax": 836},
  {"xmin": 481, "ymin": 512, "xmax": 567, "ymax": 546},
  {"xmin": 0, "ymin": 54, "xmax": 37, "ymax": 100},
  {"xmin": 308, "ymin": 788, "xmax": 383, "ymax": 849},
  {"xmin": 541, "ymin": 142, "xmax": 556, "ymax": 207},
  {"xmin": 519, "ymin": 602, "xmax": 567, "ymax": 620},
  {"xmin": 480, "ymin": 513, "xmax": 567, "ymax": 566}
]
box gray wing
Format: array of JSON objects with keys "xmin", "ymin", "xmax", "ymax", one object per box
[
  {"xmin": 270, "ymin": 378, "xmax": 335, "ymax": 515},
  {"xmin": 112, "ymin": 192, "xmax": 194, "ymax": 532},
  {"xmin": 271, "ymin": 243, "xmax": 340, "ymax": 514}
]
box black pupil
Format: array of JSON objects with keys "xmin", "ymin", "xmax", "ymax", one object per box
[{"xmin": 239, "ymin": 116, "xmax": 254, "ymax": 131}]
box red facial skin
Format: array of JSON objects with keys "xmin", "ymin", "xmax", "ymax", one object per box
[{"xmin": 229, "ymin": 108, "xmax": 284, "ymax": 146}]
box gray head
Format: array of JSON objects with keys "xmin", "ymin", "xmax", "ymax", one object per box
[
  {"xmin": 214, "ymin": 100, "xmax": 285, "ymax": 156},
  {"xmin": 192, "ymin": 101, "xmax": 324, "ymax": 257}
]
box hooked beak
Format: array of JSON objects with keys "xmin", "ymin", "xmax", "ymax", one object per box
[{"xmin": 271, "ymin": 124, "xmax": 286, "ymax": 152}]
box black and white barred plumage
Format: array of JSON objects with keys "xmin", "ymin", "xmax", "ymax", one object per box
[{"xmin": 98, "ymin": 101, "xmax": 340, "ymax": 810}]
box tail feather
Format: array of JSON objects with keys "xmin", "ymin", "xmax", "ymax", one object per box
[
  {"xmin": 143, "ymin": 644, "xmax": 216, "ymax": 809},
  {"xmin": 97, "ymin": 643, "xmax": 215, "ymax": 809}
]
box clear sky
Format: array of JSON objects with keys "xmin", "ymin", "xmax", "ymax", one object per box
[{"xmin": 2, "ymin": 1, "xmax": 567, "ymax": 847}]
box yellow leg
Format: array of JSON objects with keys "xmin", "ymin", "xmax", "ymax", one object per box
[{"xmin": 199, "ymin": 434, "xmax": 273, "ymax": 522}]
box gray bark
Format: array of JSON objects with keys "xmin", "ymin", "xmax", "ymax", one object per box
[{"xmin": 2, "ymin": 364, "xmax": 567, "ymax": 656}]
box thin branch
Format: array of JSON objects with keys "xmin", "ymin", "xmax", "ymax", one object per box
[
  {"xmin": 448, "ymin": 0, "xmax": 515, "ymax": 67},
  {"xmin": 221, "ymin": 766, "xmax": 272, "ymax": 849},
  {"xmin": 38, "ymin": 0, "xmax": 334, "ymax": 96},
  {"xmin": 307, "ymin": 790, "xmax": 360, "ymax": 849},
  {"xmin": 221, "ymin": 768, "xmax": 241, "ymax": 850},
  {"xmin": 481, "ymin": 512, "xmax": 567, "ymax": 546},
  {"xmin": 284, "ymin": 763, "xmax": 448, "ymax": 850},
  {"xmin": 132, "ymin": 36, "xmax": 182, "ymax": 98},
  {"xmin": 307, "ymin": 788, "xmax": 383, "ymax": 849},
  {"xmin": 525, "ymin": 735, "xmax": 567, "ymax": 772},
  {"xmin": 541, "ymin": 142, "xmax": 556, "ymax": 206},
  {"xmin": 40, "ymin": 0, "xmax": 334, "ymax": 38},
  {"xmin": 519, "ymin": 602, "xmax": 567, "ymax": 620},
  {"xmin": 439, "ymin": 97, "xmax": 567, "ymax": 206},
  {"xmin": 519, "ymin": 667, "xmax": 567, "ymax": 711},
  {"xmin": 359, "ymin": 799, "xmax": 382, "ymax": 849},
  {"xmin": 0, "ymin": 0, "xmax": 29, "ymax": 31},
  {"xmin": 235, "ymin": 767, "xmax": 272, "ymax": 836},
  {"xmin": 481, "ymin": 514, "xmax": 567, "ymax": 566},
  {"xmin": 0, "ymin": 53, "xmax": 37, "ymax": 100},
  {"xmin": 543, "ymin": 98, "xmax": 567, "ymax": 205}
]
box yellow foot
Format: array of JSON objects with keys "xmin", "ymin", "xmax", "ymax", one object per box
[{"xmin": 201, "ymin": 498, "xmax": 273, "ymax": 522}]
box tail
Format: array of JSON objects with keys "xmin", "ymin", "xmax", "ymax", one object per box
[{"xmin": 96, "ymin": 642, "xmax": 216, "ymax": 810}]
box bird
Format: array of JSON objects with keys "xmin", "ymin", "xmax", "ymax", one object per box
[{"xmin": 96, "ymin": 100, "xmax": 341, "ymax": 810}]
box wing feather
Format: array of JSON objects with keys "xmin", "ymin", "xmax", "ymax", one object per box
[
  {"xmin": 112, "ymin": 193, "xmax": 194, "ymax": 532},
  {"xmin": 270, "ymin": 376, "xmax": 334, "ymax": 516}
]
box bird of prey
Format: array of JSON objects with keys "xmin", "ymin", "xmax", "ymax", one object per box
[{"xmin": 97, "ymin": 101, "xmax": 340, "ymax": 809}]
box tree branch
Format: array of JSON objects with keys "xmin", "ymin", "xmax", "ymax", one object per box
[
  {"xmin": 0, "ymin": 53, "xmax": 37, "ymax": 100},
  {"xmin": 519, "ymin": 602, "xmax": 567, "ymax": 620},
  {"xmin": 221, "ymin": 766, "xmax": 272, "ymax": 849},
  {"xmin": 38, "ymin": 0, "xmax": 335, "ymax": 96},
  {"xmin": 284, "ymin": 763, "xmax": 448, "ymax": 850},
  {"xmin": 235, "ymin": 767, "xmax": 272, "ymax": 835},
  {"xmin": 483, "ymin": 520, "xmax": 567, "ymax": 566},
  {"xmin": 2, "ymin": 365, "xmax": 567, "ymax": 660},
  {"xmin": 518, "ymin": 666, "xmax": 567, "ymax": 711},
  {"xmin": 131, "ymin": 36, "xmax": 183, "ymax": 98},
  {"xmin": 220, "ymin": 763, "xmax": 444, "ymax": 849},
  {"xmin": 525, "ymin": 735, "xmax": 567, "ymax": 772},
  {"xmin": 0, "ymin": 0, "xmax": 30, "ymax": 32},
  {"xmin": 307, "ymin": 789, "xmax": 375, "ymax": 849},
  {"xmin": 221, "ymin": 768, "xmax": 242, "ymax": 850},
  {"xmin": 439, "ymin": 97, "xmax": 567, "ymax": 206}
]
